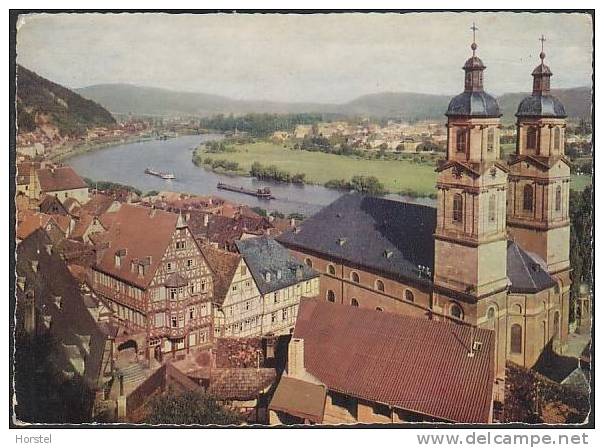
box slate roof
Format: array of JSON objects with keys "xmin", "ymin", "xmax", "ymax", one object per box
[
  {"xmin": 446, "ymin": 91, "xmax": 502, "ymax": 117},
  {"xmin": 276, "ymin": 194, "xmax": 436, "ymax": 286},
  {"xmin": 36, "ymin": 166, "xmax": 87, "ymax": 192},
  {"xmin": 270, "ymin": 376, "xmax": 327, "ymax": 423},
  {"xmin": 294, "ymin": 298, "xmax": 495, "ymax": 423},
  {"xmin": 516, "ymin": 94, "xmax": 567, "ymax": 118},
  {"xmin": 200, "ymin": 245, "xmax": 242, "ymax": 306},
  {"xmin": 235, "ymin": 236, "xmax": 319, "ymax": 295},
  {"xmin": 16, "ymin": 229, "xmax": 109, "ymax": 387},
  {"xmin": 506, "ymin": 241, "xmax": 556, "ymax": 294}
]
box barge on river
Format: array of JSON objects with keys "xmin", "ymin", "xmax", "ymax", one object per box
[
  {"xmin": 217, "ymin": 183, "xmax": 274, "ymax": 199},
  {"xmin": 145, "ymin": 168, "xmax": 175, "ymax": 180}
]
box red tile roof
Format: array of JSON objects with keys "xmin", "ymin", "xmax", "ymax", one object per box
[
  {"xmin": 36, "ymin": 166, "xmax": 87, "ymax": 192},
  {"xmin": 80, "ymin": 193, "xmax": 115, "ymax": 216},
  {"xmin": 294, "ymin": 299, "xmax": 495, "ymax": 423},
  {"xmin": 200, "ymin": 245, "xmax": 241, "ymax": 305},
  {"xmin": 93, "ymin": 204, "xmax": 179, "ymax": 289}
]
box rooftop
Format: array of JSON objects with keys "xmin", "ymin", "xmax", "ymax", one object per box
[
  {"xmin": 36, "ymin": 166, "xmax": 87, "ymax": 192},
  {"xmin": 294, "ymin": 298, "xmax": 495, "ymax": 423},
  {"xmin": 235, "ymin": 236, "xmax": 319, "ymax": 295}
]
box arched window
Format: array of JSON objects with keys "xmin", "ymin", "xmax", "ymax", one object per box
[
  {"xmin": 326, "ymin": 290, "xmax": 336, "ymax": 303},
  {"xmin": 304, "ymin": 258, "xmax": 313, "ymax": 268},
  {"xmin": 453, "ymin": 194, "xmax": 463, "ymax": 223},
  {"xmin": 350, "ymin": 271, "xmax": 360, "ymax": 283},
  {"xmin": 327, "ymin": 264, "xmax": 336, "ymax": 276},
  {"xmin": 555, "ymin": 185, "xmax": 562, "ymax": 212},
  {"xmin": 375, "ymin": 279, "xmax": 385, "ymax": 292},
  {"xmin": 456, "ymin": 128, "xmax": 468, "ymax": 153},
  {"xmin": 487, "ymin": 307, "xmax": 496, "ymax": 320},
  {"xmin": 351, "ymin": 298, "xmax": 359, "ymax": 307},
  {"xmin": 553, "ymin": 311, "xmax": 560, "ymax": 339},
  {"xmin": 512, "ymin": 304, "xmax": 522, "ymax": 314},
  {"xmin": 404, "ymin": 289, "xmax": 414, "ymax": 302},
  {"xmin": 527, "ymin": 126, "xmax": 538, "ymax": 150},
  {"xmin": 487, "ymin": 127, "xmax": 495, "ymax": 152},
  {"xmin": 553, "ymin": 127, "xmax": 561, "ymax": 150},
  {"xmin": 375, "ymin": 307, "xmax": 383, "ymax": 312},
  {"xmin": 511, "ymin": 324, "xmax": 523, "ymax": 354},
  {"xmin": 488, "ymin": 193, "xmax": 496, "ymax": 222},
  {"xmin": 450, "ymin": 303, "xmax": 463, "ymax": 320},
  {"xmin": 523, "ymin": 184, "xmax": 534, "ymax": 212}
]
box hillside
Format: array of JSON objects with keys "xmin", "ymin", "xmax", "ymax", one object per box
[
  {"xmin": 17, "ymin": 65, "xmax": 116, "ymax": 136},
  {"xmin": 76, "ymin": 83, "xmax": 592, "ymax": 123}
]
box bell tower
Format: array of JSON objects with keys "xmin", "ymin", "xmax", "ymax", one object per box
[
  {"xmin": 507, "ymin": 36, "xmax": 571, "ymax": 275},
  {"xmin": 433, "ymin": 25, "xmax": 509, "ymax": 378}
]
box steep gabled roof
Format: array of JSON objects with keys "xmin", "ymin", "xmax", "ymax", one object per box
[
  {"xmin": 277, "ymin": 194, "xmax": 436, "ymax": 286},
  {"xmin": 235, "ymin": 236, "xmax": 319, "ymax": 295},
  {"xmin": 93, "ymin": 204, "xmax": 179, "ymax": 289},
  {"xmin": 294, "ymin": 299, "xmax": 495, "ymax": 423},
  {"xmin": 36, "ymin": 166, "xmax": 87, "ymax": 192},
  {"xmin": 199, "ymin": 245, "xmax": 241, "ymax": 306}
]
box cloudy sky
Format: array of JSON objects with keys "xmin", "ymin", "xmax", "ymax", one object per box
[{"xmin": 16, "ymin": 12, "xmax": 593, "ymax": 103}]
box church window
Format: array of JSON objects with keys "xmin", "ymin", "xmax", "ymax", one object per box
[
  {"xmin": 453, "ymin": 194, "xmax": 463, "ymax": 223},
  {"xmin": 404, "ymin": 290, "xmax": 414, "ymax": 302},
  {"xmin": 450, "ymin": 303, "xmax": 463, "ymax": 320},
  {"xmin": 327, "ymin": 264, "xmax": 336, "ymax": 276},
  {"xmin": 513, "ymin": 304, "xmax": 522, "ymax": 314},
  {"xmin": 487, "ymin": 307, "xmax": 496, "ymax": 320},
  {"xmin": 327, "ymin": 290, "xmax": 336, "ymax": 303},
  {"xmin": 351, "ymin": 271, "xmax": 360, "ymax": 283},
  {"xmin": 526, "ymin": 126, "xmax": 538, "ymax": 150},
  {"xmin": 523, "ymin": 184, "xmax": 534, "ymax": 211},
  {"xmin": 351, "ymin": 298, "xmax": 359, "ymax": 307},
  {"xmin": 488, "ymin": 194, "xmax": 497, "ymax": 222},
  {"xmin": 456, "ymin": 128, "xmax": 468, "ymax": 152},
  {"xmin": 487, "ymin": 128, "xmax": 495, "ymax": 152},
  {"xmin": 375, "ymin": 279, "xmax": 385, "ymax": 292},
  {"xmin": 553, "ymin": 127, "xmax": 561, "ymax": 150},
  {"xmin": 510, "ymin": 324, "xmax": 522, "ymax": 354},
  {"xmin": 555, "ymin": 185, "xmax": 562, "ymax": 212}
]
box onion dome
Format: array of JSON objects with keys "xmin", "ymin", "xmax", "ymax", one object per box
[
  {"xmin": 516, "ymin": 37, "xmax": 566, "ymax": 118},
  {"xmin": 446, "ymin": 25, "xmax": 502, "ymax": 118}
]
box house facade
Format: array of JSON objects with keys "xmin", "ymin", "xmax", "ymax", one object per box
[
  {"xmin": 91, "ymin": 204, "xmax": 214, "ymax": 359},
  {"xmin": 36, "ymin": 165, "xmax": 89, "ymax": 203}
]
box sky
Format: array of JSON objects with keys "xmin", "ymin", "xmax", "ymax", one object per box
[{"xmin": 16, "ymin": 12, "xmax": 593, "ymax": 104}]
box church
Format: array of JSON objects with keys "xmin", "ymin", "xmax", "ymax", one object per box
[{"xmin": 277, "ymin": 34, "xmax": 571, "ymax": 383}]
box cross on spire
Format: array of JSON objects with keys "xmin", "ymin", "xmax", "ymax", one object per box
[
  {"xmin": 539, "ymin": 34, "xmax": 546, "ymax": 53},
  {"xmin": 470, "ymin": 22, "xmax": 479, "ymax": 55}
]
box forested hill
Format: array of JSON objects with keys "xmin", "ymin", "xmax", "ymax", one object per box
[
  {"xmin": 77, "ymin": 83, "xmax": 591, "ymax": 123},
  {"xmin": 17, "ymin": 65, "xmax": 116, "ymax": 136}
]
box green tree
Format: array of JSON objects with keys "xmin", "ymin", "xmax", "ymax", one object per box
[
  {"xmin": 146, "ymin": 388, "xmax": 242, "ymax": 425},
  {"xmin": 569, "ymin": 185, "xmax": 593, "ymax": 321}
]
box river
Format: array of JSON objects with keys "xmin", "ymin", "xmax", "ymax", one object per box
[{"xmin": 66, "ymin": 134, "xmax": 436, "ymax": 216}]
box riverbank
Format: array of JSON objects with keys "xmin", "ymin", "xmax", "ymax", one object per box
[
  {"xmin": 193, "ymin": 141, "xmax": 438, "ymax": 197},
  {"xmin": 194, "ymin": 140, "xmax": 592, "ymax": 195}
]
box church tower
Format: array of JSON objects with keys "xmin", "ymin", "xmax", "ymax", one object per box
[
  {"xmin": 507, "ymin": 37, "xmax": 571, "ymax": 347},
  {"xmin": 433, "ymin": 26, "xmax": 509, "ymax": 378},
  {"xmin": 507, "ymin": 37, "xmax": 571, "ymax": 275}
]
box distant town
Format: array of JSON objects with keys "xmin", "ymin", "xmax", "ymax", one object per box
[{"xmin": 13, "ymin": 19, "xmax": 593, "ymax": 427}]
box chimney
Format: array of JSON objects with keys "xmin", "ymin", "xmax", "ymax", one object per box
[
  {"xmin": 45, "ymin": 244, "xmax": 53, "ymax": 255},
  {"xmin": 276, "ymin": 269, "xmax": 282, "ymax": 280},
  {"xmin": 203, "ymin": 213, "xmax": 209, "ymax": 227},
  {"xmin": 288, "ymin": 338, "xmax": 306, "ymax": 378},
  {"xmin": 290, "ymin": 218, "xmax": 296, "ymax": 228}
]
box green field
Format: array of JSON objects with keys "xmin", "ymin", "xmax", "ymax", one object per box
[
  {"xmin": 197, "ymin": 142, "xmax": 438, "ymax": 195},
  {"xmin": 196, "ymin": 142, "xmax": 592, "ymax": 195}
]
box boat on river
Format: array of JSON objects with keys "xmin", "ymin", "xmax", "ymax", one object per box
[
  {"xmin": 217, "ymin": 182, "xmax": 274, "ymax": 199},
  {"xmin": 145, "ymin": 168, "xmax": 175, "ymax": 180}
]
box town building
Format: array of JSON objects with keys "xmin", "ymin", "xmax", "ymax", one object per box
[
  {"xmin": 277, "ymin": 36, "xmax": 569, "ymax": 382},
  {"xmin": 90, "ymin": 204, "xmax": 215, "ymax": 360},
  {"xmin": 35, "ymin": 165, "xmax": 89, "ymax": 203},
  {"xmin": 269, "ymin": 299, "xmax": 496, "ymax": 424},
  {"xmin": 223, "ymin": 236, "xmax": 320, "ymax": 337}
]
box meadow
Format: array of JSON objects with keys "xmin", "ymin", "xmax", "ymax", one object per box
[{"xmin": 196, "ymin": 141, "xmax": 591, "ymax": 195}]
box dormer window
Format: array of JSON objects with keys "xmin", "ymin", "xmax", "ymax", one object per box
[
  {"xmin": 30, "ymin": 260, "xmax": 39, "ymax": 273},
  {"xmin": 265, "ymin": 271, "xmax": 271, "ymax": 282},
  {"xmin": 276, "ymin": 269, "xmax": 282, "ymax": 280}
]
